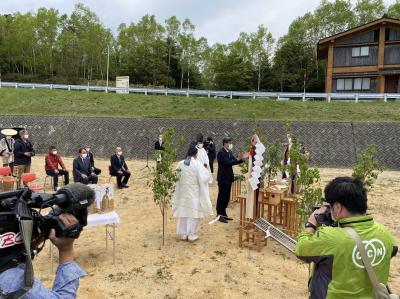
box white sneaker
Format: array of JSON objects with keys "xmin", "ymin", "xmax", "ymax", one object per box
[
  {"xmin": 188, "ymin": 234, "xmax": 199, "ymax": 242},
  {"xmin": 181, "ymin": 235, "xmax": 188, "ymax": 241}
]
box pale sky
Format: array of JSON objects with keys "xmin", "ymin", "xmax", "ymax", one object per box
[{"xmin": 0, "ymin": 0, "xmax": 395, "ymax": 45}]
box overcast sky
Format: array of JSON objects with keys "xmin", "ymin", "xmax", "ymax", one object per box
[{"xmin": 0, "ymin": 0, "xmax": 395, "ymax": 45}]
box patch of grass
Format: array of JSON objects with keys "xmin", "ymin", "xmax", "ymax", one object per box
[{"xmin": 0, "ymin": 88, "xmax": 400, "ymax": 122}]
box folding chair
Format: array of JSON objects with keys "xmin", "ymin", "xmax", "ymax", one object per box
[
  {"xmin": 22, "ymin": 173, "xmax": 43, "ymax": 191},
  {"xmin": 0, "ymin": 166, "xmax": 16, "ymax": 191}
]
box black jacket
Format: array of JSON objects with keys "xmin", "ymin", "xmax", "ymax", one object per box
[
  {"xmin": 73, "ymin": 156, "xmax": 93, "ymax": 181},
  {"xmin": 217, "ymin": 147, "xmax": 242, "ymax": 184},
  {"xmin": 87, "ymin": 151, "xmax": 96, "ymax": 167},
  {"xmin": 205, "ymin": 141, "xmax": 216, "ymax": 159},
  {"xmin": 154, "ymin": 141, "xmax": 164, "ymax": 151},
  {"xmin": 13, "ymin": 138, "xmax": 35, "ymax": 166},
  {"xmin": 110, "ymin": 154, "xmax": 128, "ymax": 174}
]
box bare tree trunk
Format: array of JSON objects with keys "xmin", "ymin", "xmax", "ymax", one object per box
[
  {"xmin": 257, "ymin": 62, "xmax": 261, "ymax": 92},
  {"xmin": 187, "ymin": 63, "xmax": 190, "ymax": 90},
  {"xmin": 180, "ymin": 67, "xmax": 184, "ymax": 89}
]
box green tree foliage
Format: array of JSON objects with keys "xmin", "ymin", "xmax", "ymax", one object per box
[
  {"xmin": 352, "ymin": 145, "xmax": 383, "ymax": 190},
  {"xmin": 0, "ymin": 1, "xmax": 397, "ymax": 90}
]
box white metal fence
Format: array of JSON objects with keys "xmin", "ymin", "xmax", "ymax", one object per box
[{"xmin": 1, "ymin": 81, "xmax": 400, "ymax": 102}]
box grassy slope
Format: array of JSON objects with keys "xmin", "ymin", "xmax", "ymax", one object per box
[{"xmin": 0, "ymin": 87, "xmax": 399, "ymax": 122}]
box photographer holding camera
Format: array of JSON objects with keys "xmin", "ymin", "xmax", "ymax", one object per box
[
  {"xmin": 0, "ymin": 213, "xmax": 86, "ymax": 298},
  {"xmin": 295, "ymin": 177, "xmax": 398, "ymax": 299},
  {"xmin": 0, "ymin": 184, "xmax": 94, "ymax": 299}
]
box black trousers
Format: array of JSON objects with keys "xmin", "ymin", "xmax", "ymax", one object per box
[
  {"xmin": 216, "ymin": 183, "xmax": 232, "ymax": 216},
  {"xmin": 111, "ymin": 170, "xmax": 131, "ymax": 187},
  {"xmin": 75, "ymin": 174, "xmax": 98, "ymax": 185},
  {"xmin": 46, "ymin": 169, "xmax": 69, "ymax": 189},
  {"xmin": 209, "ymin": 157, "xmax": 215, "ymax": 174}
]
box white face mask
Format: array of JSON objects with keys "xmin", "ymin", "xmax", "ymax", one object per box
[
  {"xmin": 82, "ymin": 153, "xmax": 87, "ymax": 159},
  {"xmin": 117, "ymin": 151, "xmax": 122, "ymax": 156},
  {"xmin": 24, "ymin": 134, "xmax": 29, "ymax": 139},
  {"xmin": 197, "ymin": 144, "xmax": 203, "ymax": 149},
  {"xmin": 228, "ymin": 144, "xmax": 233, "ymax": 150},
  {"xmin": 85, "ymin": 148, "xmax": 91, "ymax": 152},
  {"xmin": 52, "ymin": 150, "xmax": 58, "ymax": 155}
]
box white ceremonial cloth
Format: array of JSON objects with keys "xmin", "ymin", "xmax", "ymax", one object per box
[
  {"xmin": 196, "ymin": 147, "xmax": 213, "ymax": 183},
  {"xmin": 176, "ymin": 217, "xmax": 201, "ymax": 236},
  {"xmin": 246, "ymin": 158, "xmax": 256, "ymax": 218},
  {"xmin": 87, "ymin": 211, "xmax": 121, "ymax": 228},
  {"xmin": 172, "ymin": 158, "xmax": 213, "ymax": 219}
]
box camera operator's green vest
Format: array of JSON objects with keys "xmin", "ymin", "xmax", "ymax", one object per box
[{"xmin": 295, "ymin": 215, "xmax": 397, "ymax": 299}]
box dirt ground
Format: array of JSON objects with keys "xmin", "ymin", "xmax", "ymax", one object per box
[{"xmin": 26, "ymin": 156, "xmax": 399, "ymax": 299}]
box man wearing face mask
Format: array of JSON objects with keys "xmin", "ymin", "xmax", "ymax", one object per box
[
  {"xmin": 216, "ymin": 137, "xmax": 246, "ymax": 223},
  {"xmin": 154, "ymin": 134, "xmax": 164, "ymax": 165},
  {"xmin": 45, "ymin": 146, "xmax": 70, "ymax": 191},
  {"xmin": 295, "ymin": 177, "xmax": 398, "ymax": 299},
  {"xmin": 110, "ymin": 147, "xmax": 131, "ymax": 189},
  {"xmin": 13, "ymin": 129, "xmax": 35, "ymax": 188},
  {"xmin": 72, "ymin": 148, "xmax": 98, "ymax": 184},
  {"xmin": 195, "ymin": 133, "xmax": 209, "ymax": 169}
]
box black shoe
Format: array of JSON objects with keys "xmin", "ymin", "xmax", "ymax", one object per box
[
  {"xmin": 122, "ymin": 185, "xmax": 129, "ymax": 188},
  {"xmin": 118, "ymin": 185, "xmax": 124, "ymax": 189},
  {"xmin": 224, "ymin": 216, "xmax": 233, "ymax": 221},
  {"xmin": 218, "ymin": 216, "xmax": 228, "ymax": 223}
]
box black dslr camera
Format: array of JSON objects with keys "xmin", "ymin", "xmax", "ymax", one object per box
[
  {"xmin": 312, "ymin": 204, "xmax": 334, "ymax": 226},
  {"xmin": 0, "ymin": 184, "xmax": 94, "ymax": 273}
]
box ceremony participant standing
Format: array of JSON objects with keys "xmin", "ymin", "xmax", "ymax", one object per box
[
  {"xmin": 195, "ymin": 133, "xmax": 209, "ymax": 169},
  {"xmin": 85, "ymin": 144, "xmax": 102, "ymax": 175},
  {"xmin": 154, "ymin": 134, "xmax": 164, "ymax": 165},
  {"xmin": 45, "ymin": 146, "xmax": 70, "ymax": 191},
  {"xmin": 110, "ymin": 147, "xmax": 131, "ymax": 189},
  {"xmin": 13, "ymin": 130, "xmax": 35, "ymax": 188},
  {"xmin": 0, "ymin": 129, "xmax": 17, "ymax": 170},
  {"xmin": 73, "ymin": 148, "xmax": 98, "ymax": 184},
  {"xmin": 205, "ymin": 136, "xmax": 216, "ymax": 174},
  {"xmin": 216, "ymin": 137, "xmax": 246, "ymax": 223},
  {"xmin": 172, "ymin": 142, "xmax": 212, "ymax": 241}
]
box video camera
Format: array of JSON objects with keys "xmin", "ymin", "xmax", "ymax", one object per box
[
  {"xmin": 0, "ymin": 183, "xmax": 95, "ymax": 273},
  {"xmin": 312, "ymin": 204, "xmax": 334, "ymax": 226}
]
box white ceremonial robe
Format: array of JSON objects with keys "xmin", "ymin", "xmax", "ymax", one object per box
[
  {"xmin": 172, "ymin": 158, "xmax": 213, "ymax": 236},
  {"xmin": 196, "ymin": 146, "xmax": 213, "ymax": 183}
]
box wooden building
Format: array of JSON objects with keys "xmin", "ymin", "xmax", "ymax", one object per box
[{"xmin": 318, "ymin": 17, "xmax": 400, "ymax": 94}]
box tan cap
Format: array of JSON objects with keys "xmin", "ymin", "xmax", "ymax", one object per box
[{"xmin": 1, "ymin": 129, "xmax": 18, "ymax": 136}]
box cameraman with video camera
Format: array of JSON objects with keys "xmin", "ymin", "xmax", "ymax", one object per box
[
  {"xmin": 0, "ymin": 184, "xmax": 94, "ymax": 298},
  {"xmin": 295, "ymin": 177, "xmax": 398, "ymax": 299}
]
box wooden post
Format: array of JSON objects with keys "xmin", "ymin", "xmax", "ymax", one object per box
[
  {"xmin": 325, "ymin": 41, "xmax": 334, "ymax": 93},
  {"xmin": 378, "ymin": 23, "xmax": 386, "ymax": 94}
]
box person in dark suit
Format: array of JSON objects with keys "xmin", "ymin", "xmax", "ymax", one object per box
[
  {"xmin": 110, "ymin": 147, "xmax": 131, "ymax": 189},
  {"xmin": 154, "ymin": 134, "xmax": 164, "ymax": 163},
  {"xmin": 216, "ymin": 137, "xmax": 246, "ymax": 223},
  {"xmin": 204, "ymin": 136, "xmax": 216, "ymax": 174},
  {"xmin": 85, "ymin": 144, "xmax": 102, "ymax": 175},
  {"xmin": 72, "ymin": 148, "xmax": 98, "ymax": 184}
]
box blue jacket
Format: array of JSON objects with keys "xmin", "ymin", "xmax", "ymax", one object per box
[
  {"xmin": 72, "ymin": 156, "xmax": 92, "ymax": 181},
  {"xmin": 110, "ymin": 154, "xmax": 128, "ymax": 174},
  {"xmin": 13, "ymin": 139, "xmax": 35, "ymax": 165},
  {"xmin": 217, "ymin": 147, "xmax": 242, "ymax": 184}
]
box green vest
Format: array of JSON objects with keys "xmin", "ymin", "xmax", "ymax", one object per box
[{"xmin": 295, "ymin": 215, "xmax": 397, "ymax": 299}]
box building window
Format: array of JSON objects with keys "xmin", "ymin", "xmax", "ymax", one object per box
[
  {"xmin": 336, "ymin": 78, "xmax": 371, "ymax": 91},
  {"xmin": 337, "ymin": 79, "xmax": 345, "ymax": 91},
  {"xmin": 361, "ymin": 78, "xmax": 370, "ymax": 90},
  {"xmin": 352, "ymin": 46, "xmax": 369, "ymax": 57},
  {"xmin": 345, "ymin": 78, "xmax": 353, "ymax": 90}
]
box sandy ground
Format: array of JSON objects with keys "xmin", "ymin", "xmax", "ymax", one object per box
[{"xmin": 23, "ymin": 156, "xmax": 400, "ymax": 299}]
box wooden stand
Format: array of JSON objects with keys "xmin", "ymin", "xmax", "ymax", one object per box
[
  {"xmin": 238, "ymin": 190, "xmax": 267, "ymax": 252},
  {"xmin": 230, "ymin": 179, "xmax": 243, "ymax": 203},
  {"xmin": 281, "ymin": 197, "xmax": 301, "ymax": 238}
]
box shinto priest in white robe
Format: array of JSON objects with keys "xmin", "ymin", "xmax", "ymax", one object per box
[{"xmin": 172, "ymin": 157, "xmax": 213, "ymax": 236}]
